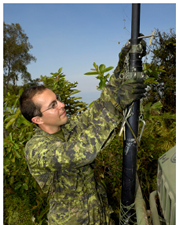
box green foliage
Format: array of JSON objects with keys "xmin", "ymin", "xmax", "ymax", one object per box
[
  {"xmin": 3, "ymin": 22, "xmax": 36, "ymax": 96},
  {"xmin": 4, "ymin": 88, "xmax": 49, "ymax": 225},
  {"xmin": 4, "ymin": 193, "xmax": 34, "ymax": 225},
  {"xmin": 4, "ymin": 68, "xmax": 87, "ymax": 224},
  {"xmin": 146, "ymin": 29, "xmax": 176, "ymax": 113},
  {"xmin": 143, "ymin": 63, "xmax": 164, "ymax": 84},
  {"xmin": 84, "ymin": 62, "xmax": 114, "ymax": 91}
]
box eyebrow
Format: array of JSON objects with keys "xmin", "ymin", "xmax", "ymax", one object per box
[
  {"xmin": 47, "ymin": 95, "xmax": 58, "ymax": 108},
  {"xmin": 48, "ymin": 100, "xmax": 56, "ymax": 108}
]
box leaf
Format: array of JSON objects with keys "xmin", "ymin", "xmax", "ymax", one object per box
[
  {"xmin": 75, "ymin": 102, "xmax": 85, "ymax": 106},
  {"xmin": 75, "ymin": 108, "xmax": 86, "ymax": 113},
  {"xmin": 84, "ymin": 72, "xmax": 99, "ymax": 75},
  {"xmin": 4, "ymin": 157, "xmax": 10, "ymax": 166},
  {"xmin": 96, "ymin": 75, "xmax": 103, "ymax": 80},
  {"xmin": 15, "ymin": 151, "xmax": 21, "ymax": 159},
  {"xmin": 153, "ymin": 70, "xmax": 159, "ymax": 79},
  {"xmin": 104, "ymin": 73, "xmax": 110, "ymax": 79},
  {"xmin": 100, "ymin": 66, "xmax": 114, "ymax": 73},
  {"xmin": 58, "ymin": 67, "xmax": 63, "ymax": 74},
  {"xmin": 151, "ymin": 102, "xmax": 163, "ymax": 110},
  {"xmin": 144, "ymin": 77, "xmax": 158, "ymax": 84},
  {"xmin": 99, "ymin": 78, "xmax": 106, "ymax": 90},
  {"xmin": 23, "ymin": 183, "xmax": 28, "ymax": 190},
  {"xmin": 72, "ymin": 96, "xmax": 82, "ymax": 100},
  {"xmin": 14, "ymin": 143, "xmax": 19, "ymax": 149},
  {"xmin": 70, "ymin": 90, "xmax": 81, "ymax": 95},
  {"xmin": 9, "ymin": 176, "xmax": 14, "ymax": 185},
  {"xmin": 15, "ymin": 108, "xmax": 21, "ymax": 118},
  {"xmin": 19, "ymin": 88, "xmax": 24, "ymax": 96},
  {"xmin": 143, "ymin": 63, "xmax": 147, "ymax": 71},
  {"xmin": 16, "ymin": 116, "xmax": 23, "ymax": 127},
  {"xmin": 11, "ymin": 157, "xmax": 15, "ymax": 163},
  {"xmin": 88, "ymin": 101, "xmax": 95, "ymax": 108},
  {"xmin": 99, "ymin": 64, "xmax": 106, "ymax": 72},
  {"xmin": 5, "ymin": 117, "xmax": 16, "ymax": 129},
  {"xmin": 143, "ymin": 102, "xmax": 152, "ymax": 111},
  {"xmin": 14, "ymin": 182, "xmax": 22, "ymax": 190},
  {"xmin": 93, "ymin": 62, "xmax": 98, "ymax": 70},
  {"xmin": 12, "ymin": 98, "xmax": 19, "ymax": 111},
  {"xmin": 21, "ymin": 117, "xmax": 32, "ymax": 126},
  {"xmin": 4, "ymin": 114, "xmax": 15, "ymax": 123},
  {"xmin": 5, "ymin": 107, "xmax": 13, "ymax": 114},
  {"xmin": 159, "ymin": 69, "xmax": 166, "ymax": 73}
]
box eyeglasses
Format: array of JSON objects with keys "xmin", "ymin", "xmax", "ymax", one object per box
[{"xmin": 35, "ymin": 95, "xmax": 61, "ymax": 117}]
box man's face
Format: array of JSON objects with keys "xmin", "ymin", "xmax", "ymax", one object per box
[{"xmin": 32, "ymin": 88, "xmax": 68, "ymax": 133}]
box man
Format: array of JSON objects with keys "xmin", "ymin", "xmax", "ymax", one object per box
[{"xmin": 19, "ymin": 43, "xmax": 146, "ymax": 225}]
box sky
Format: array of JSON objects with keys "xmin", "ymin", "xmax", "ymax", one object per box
[
  {"xmin": 2, "ymin": 2, "xmax": 178, "ymax": 217},
  {"xmin": 3, "ymin": 2, "xmax": 176, "ymax": 104}
]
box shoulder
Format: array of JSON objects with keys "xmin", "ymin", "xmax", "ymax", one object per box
[
  {"xmin": 25, "ymin": 128, "xmax": 57, "ymax": 153},
  {"xmin": 25, "ymin": 128, "xmax": 61, "ymax": 162}
]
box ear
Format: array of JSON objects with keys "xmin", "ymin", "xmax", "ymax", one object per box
[{"xmin": 31, "ymin": 116, "xmax": 43, "ymax": 125}]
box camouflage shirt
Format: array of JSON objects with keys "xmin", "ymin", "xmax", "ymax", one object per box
[{"xmin": 25, "ymin": 75, "xmax": 123, "ymax": 224}]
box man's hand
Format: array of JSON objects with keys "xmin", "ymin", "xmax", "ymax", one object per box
[
  {"xmin": 114, "ymin": 35, "xmax": 146, "ymax": 79},
  {"xmin": 116, "ymin": 78, "xmax": 146, "ymax": 110},
  {"xmin": 114, "ymin": 41, "xmax": 131, "ymax": 78}
]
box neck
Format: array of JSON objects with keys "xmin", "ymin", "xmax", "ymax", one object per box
[{"xmin": 39, "ymin": 124, "xmax": 61, "ymax": 134}]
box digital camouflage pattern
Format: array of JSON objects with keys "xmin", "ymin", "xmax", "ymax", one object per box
[
  {"xmin": 114, "ymin": 38, "xmax": 146, "ymax": 81},
  {"xmin": 115, "ymin": 78, "xmax": 147, "ymax": 110},
  {"xmin": 25, "ymin": 74, "xmax": 125, "ymax": 225}
]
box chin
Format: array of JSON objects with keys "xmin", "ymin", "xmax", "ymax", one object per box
[{"xmin": 61, "ymin": 116, "xmax": 69, "ymax": 125}]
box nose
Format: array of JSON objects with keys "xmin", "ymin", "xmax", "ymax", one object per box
[{"xmin": 57, "ymin": 100, "xmax": 65, "ymax": 109}]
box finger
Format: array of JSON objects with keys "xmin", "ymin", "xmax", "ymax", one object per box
[
  {"xmin": 133, "ymin": 93, "xmax": 145, "ymax": 100},
  {"xmin": 122, "ymin": 78, "xmax": 145, "ymax": 85},
  {"xmin": 132, "ymin": 88, "xmax": 146, "ymax": 94}
]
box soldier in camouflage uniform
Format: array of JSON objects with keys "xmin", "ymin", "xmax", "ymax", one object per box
[{"xmin": 19, "ymin": 43, "xmax": 146, "ymax": 225}]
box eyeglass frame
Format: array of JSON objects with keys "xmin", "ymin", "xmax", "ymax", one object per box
[{"xmin": 34, "ymin": 94, "xmax": 61, "ymax": 117}]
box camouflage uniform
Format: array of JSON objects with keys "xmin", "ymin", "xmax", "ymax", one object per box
[{"xmin": 25, "ymin": 75, "xmax": 124, "ymax": 224}]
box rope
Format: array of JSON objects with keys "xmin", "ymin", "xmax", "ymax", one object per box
[{"xmin": 119, "ymin": 201, "xmax": 137, "ymax": 225}]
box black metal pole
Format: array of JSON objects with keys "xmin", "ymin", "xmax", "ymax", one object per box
[{"xmin": 121, "ymin": 4, "xmax": 142, "ymax": 224}]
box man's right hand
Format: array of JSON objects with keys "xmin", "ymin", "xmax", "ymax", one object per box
[{"xmin": 115, "ymin": 78, "xmax": 147, "ymax": 110}]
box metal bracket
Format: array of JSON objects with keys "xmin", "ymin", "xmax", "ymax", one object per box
[
  {"xmin": 138, "ymin": 116, "xmax": 146, "ymax": 143},
  {"xmin": 138, "ymin": 34, "xmax": 155, "ymax": 39},
  {"xmin": 138, "ymin": 30, "xmax": 156, "ymax": 46}
]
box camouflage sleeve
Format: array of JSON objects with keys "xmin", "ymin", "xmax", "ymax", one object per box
[
  {"xmin": 100, "ymin": 74, "xmax": 124, "ymax": 115},
  {"xmin": 106, "ymin": 73, "xmax": 124, "ymax": 91},
  {"xmin": 26, "ymin": 107, "xmax": 120, "ymax": 171},
  {"xmin": 70, "ymin": 74, "xmax": 123, "ymax": 130}
]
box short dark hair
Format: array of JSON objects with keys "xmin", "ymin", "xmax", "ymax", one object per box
[{"xmin": 19, "ymin": 85, "xmax": 47, "ymax": 122}]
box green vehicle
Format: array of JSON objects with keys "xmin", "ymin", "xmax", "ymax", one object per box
[{"xmin": 133, "ymin": 146, "xmax": 176, "ymax": 225}]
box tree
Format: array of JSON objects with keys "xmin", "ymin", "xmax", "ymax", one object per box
[
  {"xmin": 3, "ymin": 22, "xmax": 36, "ymax": 96},
  {"xmin": 146, "ymin": 29, "xmax": 176, "ymax": 113}
]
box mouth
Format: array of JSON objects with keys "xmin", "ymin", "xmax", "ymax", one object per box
[{"xmin": 60, "ymin": 110, "xmax": 66, "ymax": 117}]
